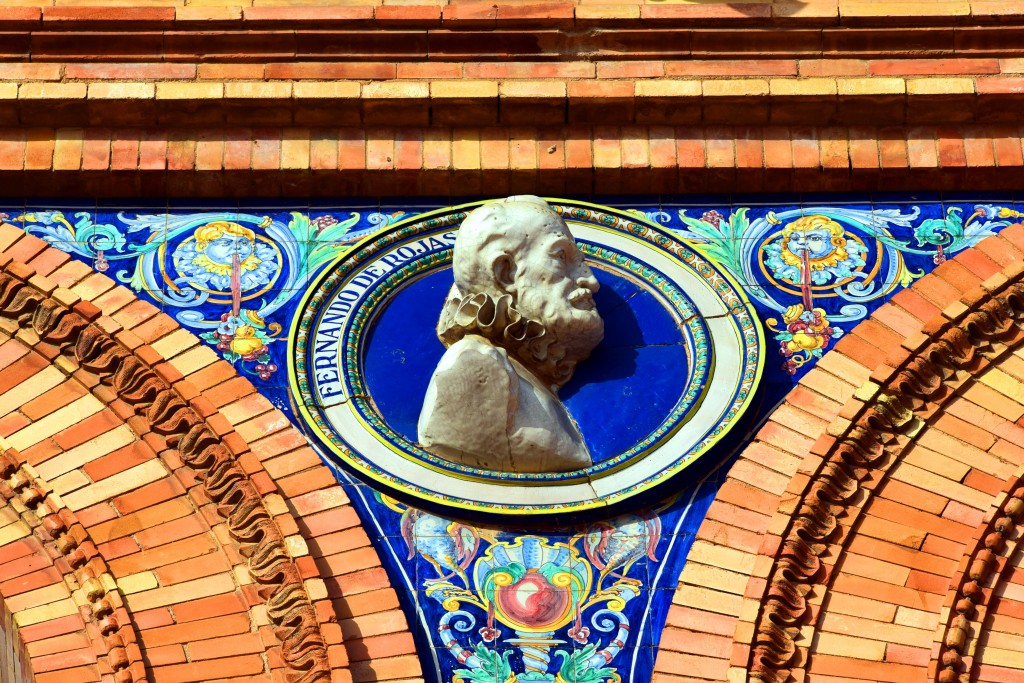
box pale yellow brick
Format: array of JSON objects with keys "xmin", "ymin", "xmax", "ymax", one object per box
[
  {"xmin": 150, "ymin": 327, "xmax": 200, "ymax": 359},
  {"xmin": 284, "ymin": 535, "xmax": 308, "ymax": 558},
  {"xmin": 769, "ymin": 78, "xmax": 838, "ymax": 96},
  {"xmin": 169, "ymin": 343, "xmax": 220, "ymax": 377},
  {"xmin": 672, "ymin": 585, "xmax": 743, "ymax": 617},
  {"xmin": 826, "ymin": 593, "xmax": 897, "ymax": 622},
  {"xmin": 281, "ymin": 130, "xmax": 311, "ymax": 170},
  {"xmin": 233, "ymin": 564, "xmax": 253, "ymax": 586},
  {"xmin": 293, "ymin": 81, "xmax": 360, "ymax": 99},
  {"xmin": 703, "ymin": 79, "xmax": 769, "ymax": 97},
  {"xmin": 839, "ymin": 554, "xmax": 912, "ymax": 586},
  {"xmin": 125, "ymin": 574, "xmax": 236, "ymax": 612},
  {"xmin": 837, "ymin": 77, "xmax": 906, "ymax": 96},
  {"xmin": 981, "ymin": 367, "xmax": 1024, "ymax": 405},
  {"xmin": 907, "ymin": 77, "xmax": 974, "ymax": 95},
  {"xmin": 155, "ymin": 82, "xmax": 223, "ymax": 100},
  {"xmin": 251, "ymin": 604, "xmax": 269, "ymax": 627},
  {"xmin": 7, "ymin": 394, "xmax": 104, "ymax": 451},
  {"xmin": 576, "ymin": 4, "xmax": 639, "ymax": 19},
  {"xmin": 637, "ymin": 80, "xmax": 701, "ymax": 97},
  {"xmin": 498, "ymin": 81, "xmax": 566, "ymax": 98},
  {"xmin": 0, "ymin": 519, "xmax": 31, "ymax": 548},
  {"xmin": 902, "ymin": 444, "xmax": 971, "ymax": 482},
  {"xmin": 50, "ymin": 469, "xmax": 92, "ymax": 497},
  {"xmin": 362, "ymin": 81, "xmax": 429, "ymax": 99},
  {"xmin": 821, "ymin": 613, "xmax": 932, "ymax": 648},
  {"xmin": 975, "ymin": 646, "xmax": 1024, "ymax": 669},
  {"xmin": 0, "ymin": 366, "xmax": 64, "ymax": 417},
  {"xmin": 679, "ymin": 562, "xmax": 748, "ymax": 595},
  {"xmin": 14, "ymin": 598, "xmax": 77, "ymax": 627},
  {"xmin": 64, "ymin": 460, "xmax": 167, "ymax": 511},
  {"xmin": 891, "ymin": 463, "xmax": 992, "ymax": 511},
  {"xmin": 7, "ymin": 582, "xmax": 71, "ymax": 613},
  {"xmin": 685, "ymin": 540, "xmax": 756, "ymax": 574},
  {"xmin": 304, "ymin": 578, "xmax": 327, "ymax": 601},
  {"xmin": 118, "ymin": 571, "xmax": 159, "ymax": 595},
  {"xmin": 175, "ymin": 5, "xmax": 243, "ymax": 20},
  {"xmin": 263, "ymin": 493, "xmax": 288, "ymax": 516},
  {"xmin": 87, "ymin": 82, "xmax": 155, "ymax": 99},
  {"xmin": 20, "ymin": 83, "xmax": 86, "ymax": 99},
  {"xmin": 813, "ymin": 632, "xmax": 886, "ymax": 661},
  {"xmin": 225, "ymin": 81, "xmax": 292, "ymax": 99},
  {"xmin": 981, "ymin": 630, "xmax": 1024, "ymax": 652},
  {"xmin": 894, "ymin": 606, "xmax": 938, "ymax": 630},
  {"xmin": 430, "ymin": 80, "xmax": 498, "ymax": 98},
  {"xmin": 840, "ymin": 0, "xmax": 970, "ymax": 17},
  {"xmin": 35, "ymin": 425, "xmax": 134, "ymax": 480}
]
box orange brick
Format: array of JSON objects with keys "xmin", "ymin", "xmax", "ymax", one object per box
[
  {"xmin": 146, "ymin": 655, "xmax": 264, "ymax": 681},
  {"xmin": 135, "ymin": 514, "xmax": 209, "ymax": 550},
  {"xmin": 173, "ymin": 592, "xmax": 249, "ymax": 623}
]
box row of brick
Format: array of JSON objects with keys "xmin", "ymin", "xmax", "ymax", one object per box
[
  {"xmin": 0, "ymin": 1, "xmax": 1021, "ymax": 27},
  {"xmin": 0, "ymin": 76, "xmax": 1020, "ymax": 128},
  {"xmin": 0, "ymin": 227, "xmax": 422, "ymax": 681},
  {"xmin": 8, "ymin": 58, "xmax": 1024, "ymax": 82},
  {"xmin": 4, "ymin": 124, "xmax": 1024, "ymax": 171},
  {"xmin": 0, "ymin": 125, "xmax": 1019, "ymax": 195}
]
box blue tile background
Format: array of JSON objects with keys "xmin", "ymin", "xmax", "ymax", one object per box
[{"xmin": 7, "ymin": 193, "xmax": 1021, "ymax": 683}]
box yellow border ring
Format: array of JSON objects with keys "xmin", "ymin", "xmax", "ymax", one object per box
[{"xmin": 288, "ymin": 199, "xmax": 765, "ymax": 515}]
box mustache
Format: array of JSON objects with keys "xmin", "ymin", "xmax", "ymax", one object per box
[{"xmin": 568, "ymin": 288, "xmax": 596, "ymax": 306}]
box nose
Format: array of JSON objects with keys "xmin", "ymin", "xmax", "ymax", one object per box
[{"xmin": 576, "ymin": 268, "xmax": 599, "ymax": 293}]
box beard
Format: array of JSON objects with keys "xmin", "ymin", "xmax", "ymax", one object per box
[{"xmin": 515, "ymin": 287, "xmax": 604, "ymax": 369}]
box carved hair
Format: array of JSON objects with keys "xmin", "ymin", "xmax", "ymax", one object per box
[{"xmin": 452, "ymin": 195, "xmax": 563, "ymax": 299}]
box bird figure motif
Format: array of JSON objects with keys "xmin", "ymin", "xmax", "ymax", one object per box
[
  {"xmin": 400, "ymin": 508, "xmax": 481, "ymax": 586},
  {"xmin": 581, "ymin": 512, "xmax": 660, "ymax": 588}
]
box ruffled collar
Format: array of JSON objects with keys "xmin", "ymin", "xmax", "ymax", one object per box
[{"xmin": 436, "ymin": 289, "xmax": 574, "ymax": 389}]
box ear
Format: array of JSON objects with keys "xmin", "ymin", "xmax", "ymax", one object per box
[{"xmin": 492, "ymin": 254, "xmax": 516, "ymax": 289}]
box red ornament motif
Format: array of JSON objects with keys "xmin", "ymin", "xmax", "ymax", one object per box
[{"xmin": 494, "ymin": 571, "xmax": 570, "ymax": 629}]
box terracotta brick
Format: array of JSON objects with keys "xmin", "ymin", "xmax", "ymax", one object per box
[
  {"xmin": 134, "ymin": 514, "xmax": 209, "ymax": 550},
  {"xmin": 937, "ymin": 128, "xmax": 968, "ymax": 166},
  {"xmin": 21, "ymin": 381, "xmax": 88, "ymax": 421},
  {"xmin": 347, "ymin": 631, "xmax": 417, "ymax": 662},
  {"xmin": 146, "ymin": 655, "xmax": 264, "ymax": 681},
  {"xmin": 275, "ymin": 467, "xmax": 338, "ymax": 499},
  {"xmin": 964, "ymin": 131, "xmax": 997, "ymax": 167}
]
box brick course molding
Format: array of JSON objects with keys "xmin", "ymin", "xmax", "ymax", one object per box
[
  {"xmin": 0, "ymin": 249, "xmax": 332, "ymax": 681},
  {"xmin": 0, "ymin": 1, "xmax": 1022, "ymax": 196}
]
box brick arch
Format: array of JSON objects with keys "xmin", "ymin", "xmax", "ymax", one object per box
[
  {"xmin": 654, "ymin": 225, "xmax": 1024, "ymax": 683},
  {"xmin": 0, "ymin": 224, "xmax": 420, "ymax": 683}
]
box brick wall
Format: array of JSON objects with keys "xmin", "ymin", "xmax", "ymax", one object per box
[
  {"xmin": 0, "ymin": 226, "xmax": 421, "ymax": 683},
  {"xmin": 661, "ymin": 227, "xmax": 1024, "ymax": 683},
  {"xmin": 0, "ymin": 1, "xmax": 1018, "ymax": 194}
]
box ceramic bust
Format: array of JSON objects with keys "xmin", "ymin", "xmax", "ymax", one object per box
[{"xmin": 417, "ymin": 196, "xmax": 604, "ymax": 473}]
